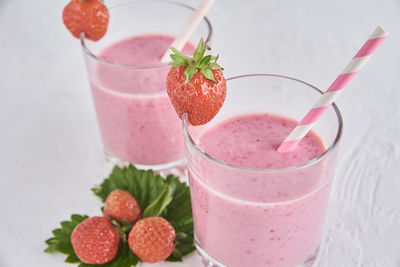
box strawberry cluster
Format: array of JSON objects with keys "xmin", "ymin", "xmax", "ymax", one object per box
[
  {"xmin": 70, "ymin": 189, "xmax": 176, "ymax": 264},
  {"xmin": 45, "ymin": 165, "xmax": 193, "ymax": 266}
]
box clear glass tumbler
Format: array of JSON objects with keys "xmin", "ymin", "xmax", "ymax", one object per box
[
  {"xmin": 81, "ymin": 0, "xmax": 212, "ymax": 172},
  {"xmin": 183, "ymin": 74, "xmax": 343, "ymax": 267}
]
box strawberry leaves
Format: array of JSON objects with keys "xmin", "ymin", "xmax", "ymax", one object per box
[
  {"xmin": 143, "ymin": 184, "xmax": 173, "ymax": 218},
  {"xmin": 45, "ymin": 215, "xmax": 88, "ymax": 254},
  {"xmin": 92, "ymin": 165, "xmax": 166, "ymax": 212},
  {"xmin": 169, "ymin": 38, "xmax": 223, "ymax": 83},
  {"xmin": 164, "ymin": 176, "xmax": 195, "ymax": 261},
  {"xmin": 45, "ymin": 165, "xmax": 194, "ymax": 266}
]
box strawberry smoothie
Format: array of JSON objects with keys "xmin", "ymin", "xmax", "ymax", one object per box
[
  {"xmin": 188, "ymin": 113, "xmax": 335, "ymax": 267},
  {"xmin": 90, "ymin": 35, "xmax": 195, "ymax": 165}
]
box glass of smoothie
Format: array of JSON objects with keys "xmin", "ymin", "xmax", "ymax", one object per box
[
  {"xmin": 81, "ymin": 0, "xmax": 212, "ymax": 172},
  {"xmin": 184, "ymin": 74, "xmax": 343, "ymax": 267}
]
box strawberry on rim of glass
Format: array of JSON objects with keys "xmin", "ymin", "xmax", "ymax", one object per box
[
  {"xmin": 62, "ymin": 0, "xmax": 109, "ymax": 41},
  {"xmin": 166, "ymin": 38, "xmax": 227, "ymax": 126}
]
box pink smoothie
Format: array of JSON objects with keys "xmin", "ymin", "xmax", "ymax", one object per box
[
  {"xmin": 189, "ymin": 113, "xmax": 334, "ymax": 267},
  {"xmin": 90, "ymin": 35, "xmax": 195, "ymax": 165}
]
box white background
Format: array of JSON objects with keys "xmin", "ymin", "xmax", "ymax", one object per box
[{"xmin": 1, "ymin": 0, "xmax": 399, "ymax": 266}]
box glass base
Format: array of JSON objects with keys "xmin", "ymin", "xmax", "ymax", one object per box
[
  {"xmin": 104, "ymin": 148, "xmax": 187, "ymax": 179},
  {"xmin": 196, "ymin": 241, "xmax": 320, "ymax": 267}
]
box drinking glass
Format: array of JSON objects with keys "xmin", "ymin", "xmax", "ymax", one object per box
[
  {"xmin": 183, "ymin": 74, "xmax": 342, "ymax": 267},
  {"xmin": 81, "ymin": 0, "xmax": 212, "ymax": 172}
]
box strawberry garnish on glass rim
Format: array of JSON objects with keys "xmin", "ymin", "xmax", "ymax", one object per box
[
  {"xmin": 166, "ymin": 38, "xmax": 227, "ymax": 126},
  {"xmin": 62, "ymin": 0, "xmax": 109, "ymax": 41}
]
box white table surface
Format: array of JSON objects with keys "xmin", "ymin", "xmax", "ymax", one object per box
[{"xmin": 1, "ymin": 0, "xmax": 399, "ymax": 266}]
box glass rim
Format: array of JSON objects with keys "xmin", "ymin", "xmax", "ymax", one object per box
[
  {"xmin": 80, "ymin": 0, "xmax": 213, "ymax": 69},
  {"xmin": 183, "ymin": 73, "xmax": 344, "ymax": 173}
]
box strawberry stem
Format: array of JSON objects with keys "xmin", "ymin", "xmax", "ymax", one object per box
[{"xmin": 110, "ymin": 218, "xmax": 129, "ymax": 242}]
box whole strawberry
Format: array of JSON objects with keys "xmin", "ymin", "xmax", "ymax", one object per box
[
  {"xmin": 71, "ymin": 216, "xmax": 120, "ymax": 264},
  {"xmin": 104, "ymin": 189, "xmax": 141, "ymax": 224},
  {"xmin": 128, "ymin": 217, "xmax": 175, "ymax": 263},
  {"xmin": 62, "ymin": 0, "xmax": 109, "ymax": 41},
  {"xmin": 166, "ymin": 38, "xmax": 226, "ymax": 126}
]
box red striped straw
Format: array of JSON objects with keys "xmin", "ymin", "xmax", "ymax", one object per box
[{"xmin": 278, "ymin": 26, "xmax": 389, "ymax": 153}]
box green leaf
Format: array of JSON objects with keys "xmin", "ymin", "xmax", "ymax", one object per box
[
  {"xmin": 44, "ymin": 246, "xmax": 57, "ymax": 253},
  {"xmin": 60, "ymin": 221, "xmax": 75, "ymax": 233},
  {"xmin": 70, "ymin": 214, "xmax": 87, "ymax": 224},
  {"xmin": 198, "ymin": 55, "xmax": 212, "ymax": 69},
  {"xmin": 169, "ymin": 61, "xmax": 182, "ymax": 67},
  {"xmin": 45, "ymin": 237, "xmax": 58, "ymax": 245},
  {"xmin": 209, "ymin": 62, "xmax": 223, "ymax": 70},
  {"xmin": 45, "ymin": 215, "xmax": 85, "ymax": 258},
  {"xmin": 92, "ymin": 165, "xmax": 165, "ymax": 212},
  {"xmin": 65, "ymin": 254, "xmax": 80, "ymax": 263},
  {"xmin": 184, "ymin": 65, "xmax": 198, "ymax": 83},
  {"xmin": 171, "ymin": 248, "xmax": 183, "ymax": 261},
  {"xmin": 55, "ymin": 242, "xmax": 74, "ymax": 255},
  {"xmin": 200, "ymin": 69, "xmax": 216, "ymax": 83},
  {"xmin": 163, "ymin": 175, "xmax": 195, "ymax": 261},
  {"xmin": 169, "ymin": 54, "xmax": 187, "ymax": 67},
  {"xmin": 143, "ymin": 184, "xmax": 173, "ymax": 217},
  {"xmin": 213, "ymin": 54, "xmax": 219, "ymax": 62},
  {"xmin": 176, "ymin": 232, "xmax": 188, "ymax": 240},
  {"xmin": 192, "ymin": 38, "xmax": 205, "ymax": 61},
  {"xmin": 170, "ymin": 47, "xmax": 185, "ymax": 57}
]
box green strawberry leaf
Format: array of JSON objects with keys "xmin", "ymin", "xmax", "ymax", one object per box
[
  {"xmin": 169, "ymin": 37, "xmax": 223, "ymax": 83},
  {"xmin": 170, "ymin": 54, "xmax": 187, "ymax": 67},
  {"xmin": 163, "ymin": 175, "xmax": 195, "ymax": 261},
  {"xmin": 200, "ymin": 68, "xmax": 216, "ymax": 83},
  {"xmin": 198, "ymin": 55, "xmax": 212, "ymax": 69},
  {"xmin": 65, "ymin": 254, "xmax": 80, "ymax": 263},
  {"xmin": 184, "ymin": 65, "xmax": 199, "ymax": 83},
  {"xmin": 213, "ymin": 54, "xmax": 219, "ymax": 62},
  {"xmin": 45, "ymin": 214, "xmax": 88, "ymax": 256},
  {"xmin": 92, "ymin": 165, "xmax": 165, "ymax": 212},
  {"xmin": 209, "ymin": 62, "xmax": 223, "ymax": 70},
  {"xmin": 170, "ymin": 47, "xmax": 185, "ymax": 57},
  {"xmin": 143, "ymin": 184, "xmax": 173, "ymax": 217},
  {"xmin": 192, "ymin": 38, "xmax": 206, "ymax": 61}
]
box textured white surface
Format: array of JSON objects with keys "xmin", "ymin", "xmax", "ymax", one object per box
[{"xmin": 0, "ymin": 0, "xmax": 399, "ymax": 266}]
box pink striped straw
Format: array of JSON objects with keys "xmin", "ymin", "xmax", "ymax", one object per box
[
  {"xmin": 160, "ymin": 0, "xmax": 216, "ymax": 63},
  {"xmin": 278, "ymin": 26, "xmax": 389, "ymax": 153}
]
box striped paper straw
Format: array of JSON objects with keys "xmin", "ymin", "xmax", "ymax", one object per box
[
  {"xmin": 160, "ymin": 0, "xmax": 215, "ymax": 63},
  {"xmin": 278, "ymin": 26, "xmax": 389, "ymax": 153}
]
